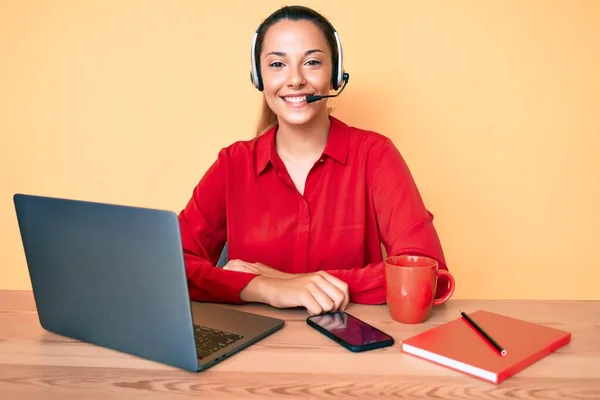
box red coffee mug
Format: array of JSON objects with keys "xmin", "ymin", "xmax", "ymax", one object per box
[{"xmin": 385, "ymin": 255, "xmax": 455, "ymax": 324}]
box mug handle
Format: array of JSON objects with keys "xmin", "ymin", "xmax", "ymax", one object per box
[{"xmin": 433, "ymin": 270, "xmax": 455, "ymax": 306}]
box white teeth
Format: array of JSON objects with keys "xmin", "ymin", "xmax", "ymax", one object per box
[{"xmin": 283, "ymin": 96, "xmax": 307, "ymax": 103}]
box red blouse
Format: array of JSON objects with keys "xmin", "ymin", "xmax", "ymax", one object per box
[{"xmin": 178, "ymin": 116, "xmax": 449, "ymax": 305}]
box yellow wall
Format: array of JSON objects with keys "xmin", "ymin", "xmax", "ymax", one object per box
[{"xmin": 1, "ymin": 0, "xmax": 599, "ymax": 300}]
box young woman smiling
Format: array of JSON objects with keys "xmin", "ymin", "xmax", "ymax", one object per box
[{"xmin": 177, "ymin": 5, "xmax": 452, "ymax": 316}]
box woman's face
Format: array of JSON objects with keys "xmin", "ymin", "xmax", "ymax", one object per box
[{"xmin": 260, "ymin": 19, "xmax": 333, "ymax": 128}]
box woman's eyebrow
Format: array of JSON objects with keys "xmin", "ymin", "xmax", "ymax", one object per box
[{"xmin": 264, "ymin": 49, "xmax": 324, "ymax": 57}]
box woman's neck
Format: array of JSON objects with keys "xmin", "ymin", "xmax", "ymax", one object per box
[{"xmin": 275, "ymin": 113, "xmax": 331, "ymax": 165}]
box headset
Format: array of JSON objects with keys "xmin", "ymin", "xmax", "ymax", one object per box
[{"xmin": 249, "ymin": 17, "xmax": 349, "ymax": 94}]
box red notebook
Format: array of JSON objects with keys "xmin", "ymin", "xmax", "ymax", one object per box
[{"xmin": 401, "ymin": 310, "xmax": 571, "ymax": 384}]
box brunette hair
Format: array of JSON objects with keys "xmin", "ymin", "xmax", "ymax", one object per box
[{"xmin": 253, "ymin": 5, "xmax": 337, "ymax": 136}]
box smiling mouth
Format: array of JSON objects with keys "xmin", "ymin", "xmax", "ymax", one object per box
[{"xmin": 281, "ymin": 95, "xmax": 313, "ymax": 104}]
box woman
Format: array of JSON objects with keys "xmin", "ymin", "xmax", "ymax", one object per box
[{"xmin": 178, "ymin": 5, "xmax": 451, "ymax": 315}]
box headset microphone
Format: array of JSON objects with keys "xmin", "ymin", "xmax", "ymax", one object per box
[{"xmin": 305, "ymin": 73, "xmax": 350, "ymax": 104}]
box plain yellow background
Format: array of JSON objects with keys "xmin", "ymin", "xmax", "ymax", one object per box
[{"xmin": 1, "ymin": 1, "xmax": 598, "ymax": 300}]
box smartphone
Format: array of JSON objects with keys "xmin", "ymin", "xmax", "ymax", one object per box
[{"xmin": 306, "ymin": 311, "xmax": 394, "ymax": 352}]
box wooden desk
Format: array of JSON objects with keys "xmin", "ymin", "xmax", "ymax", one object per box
[{"xmin": 1, "ymin": 290, "xmax": 598, "ymax": 399}]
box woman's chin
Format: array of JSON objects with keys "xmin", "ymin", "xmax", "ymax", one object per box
[
  {"xmin": 278, "ymin": 111, "xmax": 313, "ymax": 126},
  {"xmin": 277, "ymin": 107, "xmax": 328, "ymax": 127}
]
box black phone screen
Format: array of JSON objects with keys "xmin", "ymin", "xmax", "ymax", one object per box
[{"xmin": 308, "ymin": 312, "xmax": 393, "ymax": 347}]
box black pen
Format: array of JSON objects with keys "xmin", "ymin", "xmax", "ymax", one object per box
[{"xmin": 461, "ymin": 311, "xmax": 507, "ymax": 356}]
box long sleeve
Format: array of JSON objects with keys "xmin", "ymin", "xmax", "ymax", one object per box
[
  {"xmin": 326, "ymin": 139, "xmax": 448, "ymax": 304},
  {"xmin": 178, "ymin": 149, "xmax": 258, "ymax": 304}
]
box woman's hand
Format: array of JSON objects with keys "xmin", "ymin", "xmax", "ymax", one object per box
[
  {"xmin": 240, "ymin": 270, "xmax": 350, "ymax": 315},
  {"xmin": 268, "ymin": 271, "xmax": 350, "ymax": 315},
  {"xmin": 223, "ymin": 259, "xmax": 294, "ymax": 280}
]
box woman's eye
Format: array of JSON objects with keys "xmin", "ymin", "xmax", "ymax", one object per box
[
  {"xmin": 306, "ymin": 60, "xmax": 321, "ymax": 66},
  {"xmin": 269, "ymin": 62, "xmax": 284, "ymax": 68}
]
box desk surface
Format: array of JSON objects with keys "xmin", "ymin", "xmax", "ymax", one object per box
[{"xmin": 1, "ymin": 290, "xmax": 598, "ymax": 400}]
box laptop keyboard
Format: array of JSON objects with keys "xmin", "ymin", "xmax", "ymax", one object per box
[{"xmin": 193, "ymin": 325, "xmax": 244, "ymax": 359}]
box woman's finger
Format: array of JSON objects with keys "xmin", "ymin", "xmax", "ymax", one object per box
[
  {"xmin": 317, "ymin": 271, "xmax": 350, "ymax": 310},
  {"xmin": 311, "ymin": 275, "xmax": 345, "ymax": 311},
  {"xmin": 307, "ymin": 283, "xmax": 335, "ymax": 314},
  {"xmin": 299, "ymin": 290, "xmax": 323, "ymax": 316}
]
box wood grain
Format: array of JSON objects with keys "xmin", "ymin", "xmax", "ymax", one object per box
[{"xmin": 1, "ymin": 290, "xmax": 599, "ymax": 399}]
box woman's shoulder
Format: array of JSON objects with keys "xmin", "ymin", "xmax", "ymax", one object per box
[
  {"xmin": 209, "ymin": 130, "xmax": 274, "ymax": 176},
  {"xmin": 214, "ymin": 132, "xmax": 268, "ymax": 160}
]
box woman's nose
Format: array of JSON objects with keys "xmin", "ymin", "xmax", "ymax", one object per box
[{"xmin": 287, "ymin": 65, "xmax": 306, "ymax": 88}]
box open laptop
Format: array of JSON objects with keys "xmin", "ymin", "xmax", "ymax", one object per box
[{"xmin": 13, "ymin": 193, "xmax": 284, "ymax": 372}]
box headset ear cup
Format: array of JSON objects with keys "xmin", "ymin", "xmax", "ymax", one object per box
[
  {"xmin": 332, "ymin": 30, "xmax": 343, "ymax": 91},
  {"xmin": 332, "ymin": 70, "xmax": 338, "ymax": 91},
  {"xmin": 257, "ymin": 71, "xmax": 263, "ymax": 92},
  {"xmin": 250, "ymin": 61, "xmax": 264, "ymax": 91},
  {"xmin": 250, "ymin": 29, "xmax": 263, "ymax": 91}
]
